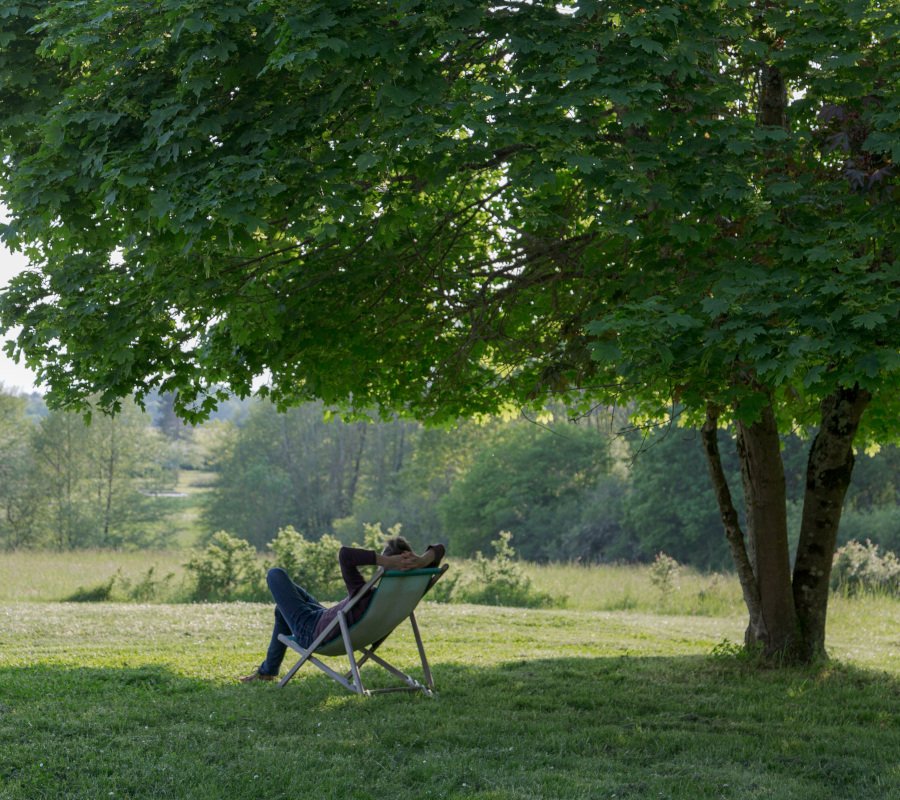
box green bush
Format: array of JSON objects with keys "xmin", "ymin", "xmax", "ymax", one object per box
[
  {"xmin": 352, "ymin": 521, "xmax": 402, "ymax": 553},
  {"xmin": 185, "ymin": 531, "xmax": 264, "ymax": 601},
  {"xmin": 267, "ymin": 526, "xmax": 345, "ymax": 600},
  {"xmin": 425, "ymin": 570, "xmax": 459, "ymax": 603},
  {"xmin": 648, "ymin": 552, "xmax": 681, "ymax": 604},
  {"xmin": 65, "ymin": 574, "xmax": 118, "ymax": 602},
  {"xmin": 831, "ymin": 539, "xmax": 900, "ymax": 597},
  {"xmin": 452, "ymin": 531, "xmax": 562, "ymax": 608},
  {"xmin": 116, "ymin": 566, "xmax": 176, "ymax": 602},
  {"xmin": 64, "ymin": 566, "xmax": 177, "ymax": 603}
]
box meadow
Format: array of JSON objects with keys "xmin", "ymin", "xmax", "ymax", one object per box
[
  {"xmin": 0, "ymin": 553, "xmax": 898, "ymax": 799},
  {"xmin": 0, "ymin": 550, "xmax": 745, "ymax": 612}
]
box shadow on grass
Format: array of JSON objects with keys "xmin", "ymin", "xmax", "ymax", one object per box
[{"xmin": 0, "ymin": 655, "xmax": 897, "ymax": 800}]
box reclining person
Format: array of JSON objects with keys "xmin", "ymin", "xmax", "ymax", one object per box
[{"xmin": 240, "ymin": 536, "xmax": 445, "ymax": 683}]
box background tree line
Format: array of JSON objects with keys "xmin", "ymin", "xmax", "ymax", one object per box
[
  {"xmin": 2, "ymin": 385, "xmax": 897, "ymax": 566},
  {"xmin": 201, "ymin": 399, "xmax": 900, "ymax": 569},
  {"xmin": 0, "ymin": 388, "xmax": 175, "ymax": 549}
]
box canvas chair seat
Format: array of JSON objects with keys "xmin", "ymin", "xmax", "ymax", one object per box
[{"xmin": 277, "ymin": 564, "xmax": 448, "ymax": 696}]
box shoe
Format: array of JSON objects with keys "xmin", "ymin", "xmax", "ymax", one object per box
[{"xmin": 239, "ymin": 670, "xmax": 278, "ymax": 683}]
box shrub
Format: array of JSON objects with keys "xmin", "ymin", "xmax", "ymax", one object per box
[
  {"xmin": 64, "ymin": 566, "xmax": 176, "ymax": 603},
  {"xmin": 266, "ymin": 526, "xmax": 306, "ymax": 586},
  {"xmin": 353, "ymin": 521, "xmax": 404, "ymax": 553},
  {"xmin": 185, "ymin": 531, "xmax": 264, "ymax": 601},
  {"xmin": 838, "ymin": 506, "xmax": 900, "ymax": 554},
  {"xmin": 453, "ymin": 531, "xmax": 561, "ymax": 608},
  {"xmin": 117, "ymin": 566, "xmax": 175, "ymax": 602},
  {"xmin": 425, "ymin": 570, "xmax": 459, "ymax": 603},
  {"xmin": 831, "ymin": 539, "xmax": 900, "ymax": 597},
  {"xmin": 65, "ymin": 574, "xmax": 118, "ymax": 602},
  {"xmin": 267, "ymin": 526, "xmax": 345, "ymax": 600},
  {"xmin": 648, "ymin": 552, "xmax": 681, "ymax": 603}
]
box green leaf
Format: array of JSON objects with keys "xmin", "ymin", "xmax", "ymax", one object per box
[
  {"xmin": 588, "ymin": 341, "xmax": 621, "ymax": 363},
  {"xmin": 149, "ymin": 191, "xmax": 172, "ymax": 219},
  {"xmin": 356, "ymin": 152, "xmax": 379, "ymax": 171},
  {"xmin": 632, "ymin": 38, "xmax": 665, "ymax": 55},
  {"xmin": 701, "ymin": 297, "xmax": 729, "ymax": 317},
  {"xmin": 852, "ymin": 312, "xmax": 886, "ymax": 330}
]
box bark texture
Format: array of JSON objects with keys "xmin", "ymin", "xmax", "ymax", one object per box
[
  {"xmin": 700, "ymin": 405, "xmax": 767, "ymax": 647},
  {"xmin": 736, "ymin": 403, "xmax": 798, "ymax": 658},
  {"xmin": 758, "ymin": 62, "xmax": 788, "ymax": 128},
  {"xmin": 793, "ymin": 386, "xmax": 871, "ymax": 662}
]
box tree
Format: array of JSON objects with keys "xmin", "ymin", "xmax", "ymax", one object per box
[
  {"xmin": 30, "ymin": 409, "xmax": 95, "ymax": 549},
  {"xmin": 339, "ymin": 416, "xmax": 500, "ymax": 546},
  {"xmin": 204, "ymin": 400, "xmax": 369, "ymax": 547},
  {"xmin": 623, "ymin": 426, "xmax": 737, "ymax": 570},
  {"xmin": 438, "ymin": 418, "xmax": 613, "ymax": 560},
  {"xmin": 29, "ymin": 401, "xmax": 175, "ymax": 548},
  {"xmin": 0, "ymin": 388, "xmax": 40, "ymax": 549},
  {"xmin": 0, "ymin": 1, "xmax": 896, "ymax": 662},
  {"xmin": 82, "ymin": 401, "xmax": 175, "ymax": 547}
]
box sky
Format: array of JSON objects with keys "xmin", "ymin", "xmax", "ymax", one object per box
[{"xmin": 0, "ymin": 207, "xmax": 39, "ymax": 394}]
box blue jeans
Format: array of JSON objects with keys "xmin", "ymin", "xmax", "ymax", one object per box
[{"xmin": 258, "ymin": 568, "xmax": 326, "ymax": 677}]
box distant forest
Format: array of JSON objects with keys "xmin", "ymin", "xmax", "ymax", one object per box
[{"xmin": 2, "ymin": 387, "xmax": 897, "ymax": 568}]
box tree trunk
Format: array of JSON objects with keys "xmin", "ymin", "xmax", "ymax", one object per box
[
  {"xmin": 735, "ymin": 403, "xmax": 799, "ymax": 659},
  {"xmin": 346, "ymin": 423, "xmax": 367, "ymax": 512},
  {"xmin": 700, "ymin": 405, "xmax": 767, "ymax": 646},
  {"xmin": 758, "ymin": 62, "xmax": 788, "ymax": 128},
  {"xmin": 793, "ymin": 386, "xmax": 870, "ymax": 662}
]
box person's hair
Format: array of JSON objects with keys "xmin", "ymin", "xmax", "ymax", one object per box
[{"xmin": 382, "ymin": 536, "xmax": 412, "ymax": 556}]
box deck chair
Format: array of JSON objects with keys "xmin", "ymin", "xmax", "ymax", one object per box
[{"xmin": 277, "ymin": 564, "xmax": 448, "ymax": 696}]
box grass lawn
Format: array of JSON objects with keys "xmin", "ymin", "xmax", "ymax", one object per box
[{"xmin": 1, "ymin": 597, "xmax": 898, "ymax": 800}]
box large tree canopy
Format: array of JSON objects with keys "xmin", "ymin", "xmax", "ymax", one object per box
[{"xmin": 1, "ymin": 0, "xmax": 897, "ymax": 661}]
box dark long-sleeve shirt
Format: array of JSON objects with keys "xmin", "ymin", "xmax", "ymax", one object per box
[{"xmin": 312, "ymin": 544, "xmax": 445, "ymax": 641}]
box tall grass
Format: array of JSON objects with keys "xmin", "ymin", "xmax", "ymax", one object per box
[
  {"xmin": 524, "ymin": 561, "xmax": 746, "ymax": 615},
  {"xmin": 1, "ymin": 551, "xmax": 745, "ymax": 613},
  {"xmin": 0, "ymin": 550, "xmax": 191, "ymax": 602},
  {"xmin": 2, "ymin": 551, "xmax": 896, "ymax": 666}
]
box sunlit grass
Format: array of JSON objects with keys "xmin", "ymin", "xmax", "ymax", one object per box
[
  {"xmin": 525, "ymin": 561, "xmax": 745, "ymax": 616},
  {"xmin": 0, "ymin": 550, "xmax": 191, "ymax": 602}
]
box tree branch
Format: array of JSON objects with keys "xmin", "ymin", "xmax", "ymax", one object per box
[{"xmin": 700, "ymin": 403, "xmax": 768, "ymax": 647}]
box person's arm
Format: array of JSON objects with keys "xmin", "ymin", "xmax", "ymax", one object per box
[
  {"xmin": 378, "ymin": 544, "xmax": 446, "ymax": 571},
  {"xmin": 338, "ymin": 546, "xmax": 377, "ymax": 597}
]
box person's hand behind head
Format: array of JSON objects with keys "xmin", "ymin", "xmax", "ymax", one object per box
[
  {"xmin": 379, "ymin": 551, "xmax": 431, "ymax": 570},
  {"xmin": 379, "ymin": 552, "xmax": 416, "ymax": 570}
]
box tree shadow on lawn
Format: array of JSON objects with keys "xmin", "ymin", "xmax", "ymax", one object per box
[{"xmin": 0, "ymin": 655, "xmax": 897, "ymax": 800}]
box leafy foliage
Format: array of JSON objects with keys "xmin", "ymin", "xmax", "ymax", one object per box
[
  {"xmin": 0, "ymin": 391, "xmax": 39, "ymax": 548},
  {"xmin": 184, "ymin": 531, "xmax": 263, "ymax": 601},
  {"xmin": 838, "ymin": 506, "xmax": 900, "ymax": 555},
  {"xmin": 203, "ymin": 400, "xmax": 403, "ymax": 548},
  {"xmin": 0, "ymin": 389, "xmax": 176, "ymax": 550},
  {"xmin": 438, "ymin": 418, "xmax": 612, "ymax": 559},
  {"xmin": 830, "ymin": 540, "xmax": 900, "ymax": 597},
  {"xmin": 0, "ymin": 0, "xmax": 897, "ymax": 659},
  {"xmin": 451, "ymin": 531, "xmax": 560, "ymax": 609},
  {"xmin": 623, "ymin": 426, "xmax": 739, "ymax": 569},
  {"xmin": 267, "ymin": 525, "xmax": 345, "ymax": 600},
  {"xmin": 648, "ymin": 552, "xmax": 681, "ymax": 604},
  {"xmin": 0, "ymin": 0, "xmax": 895, "ymax": 434}
]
